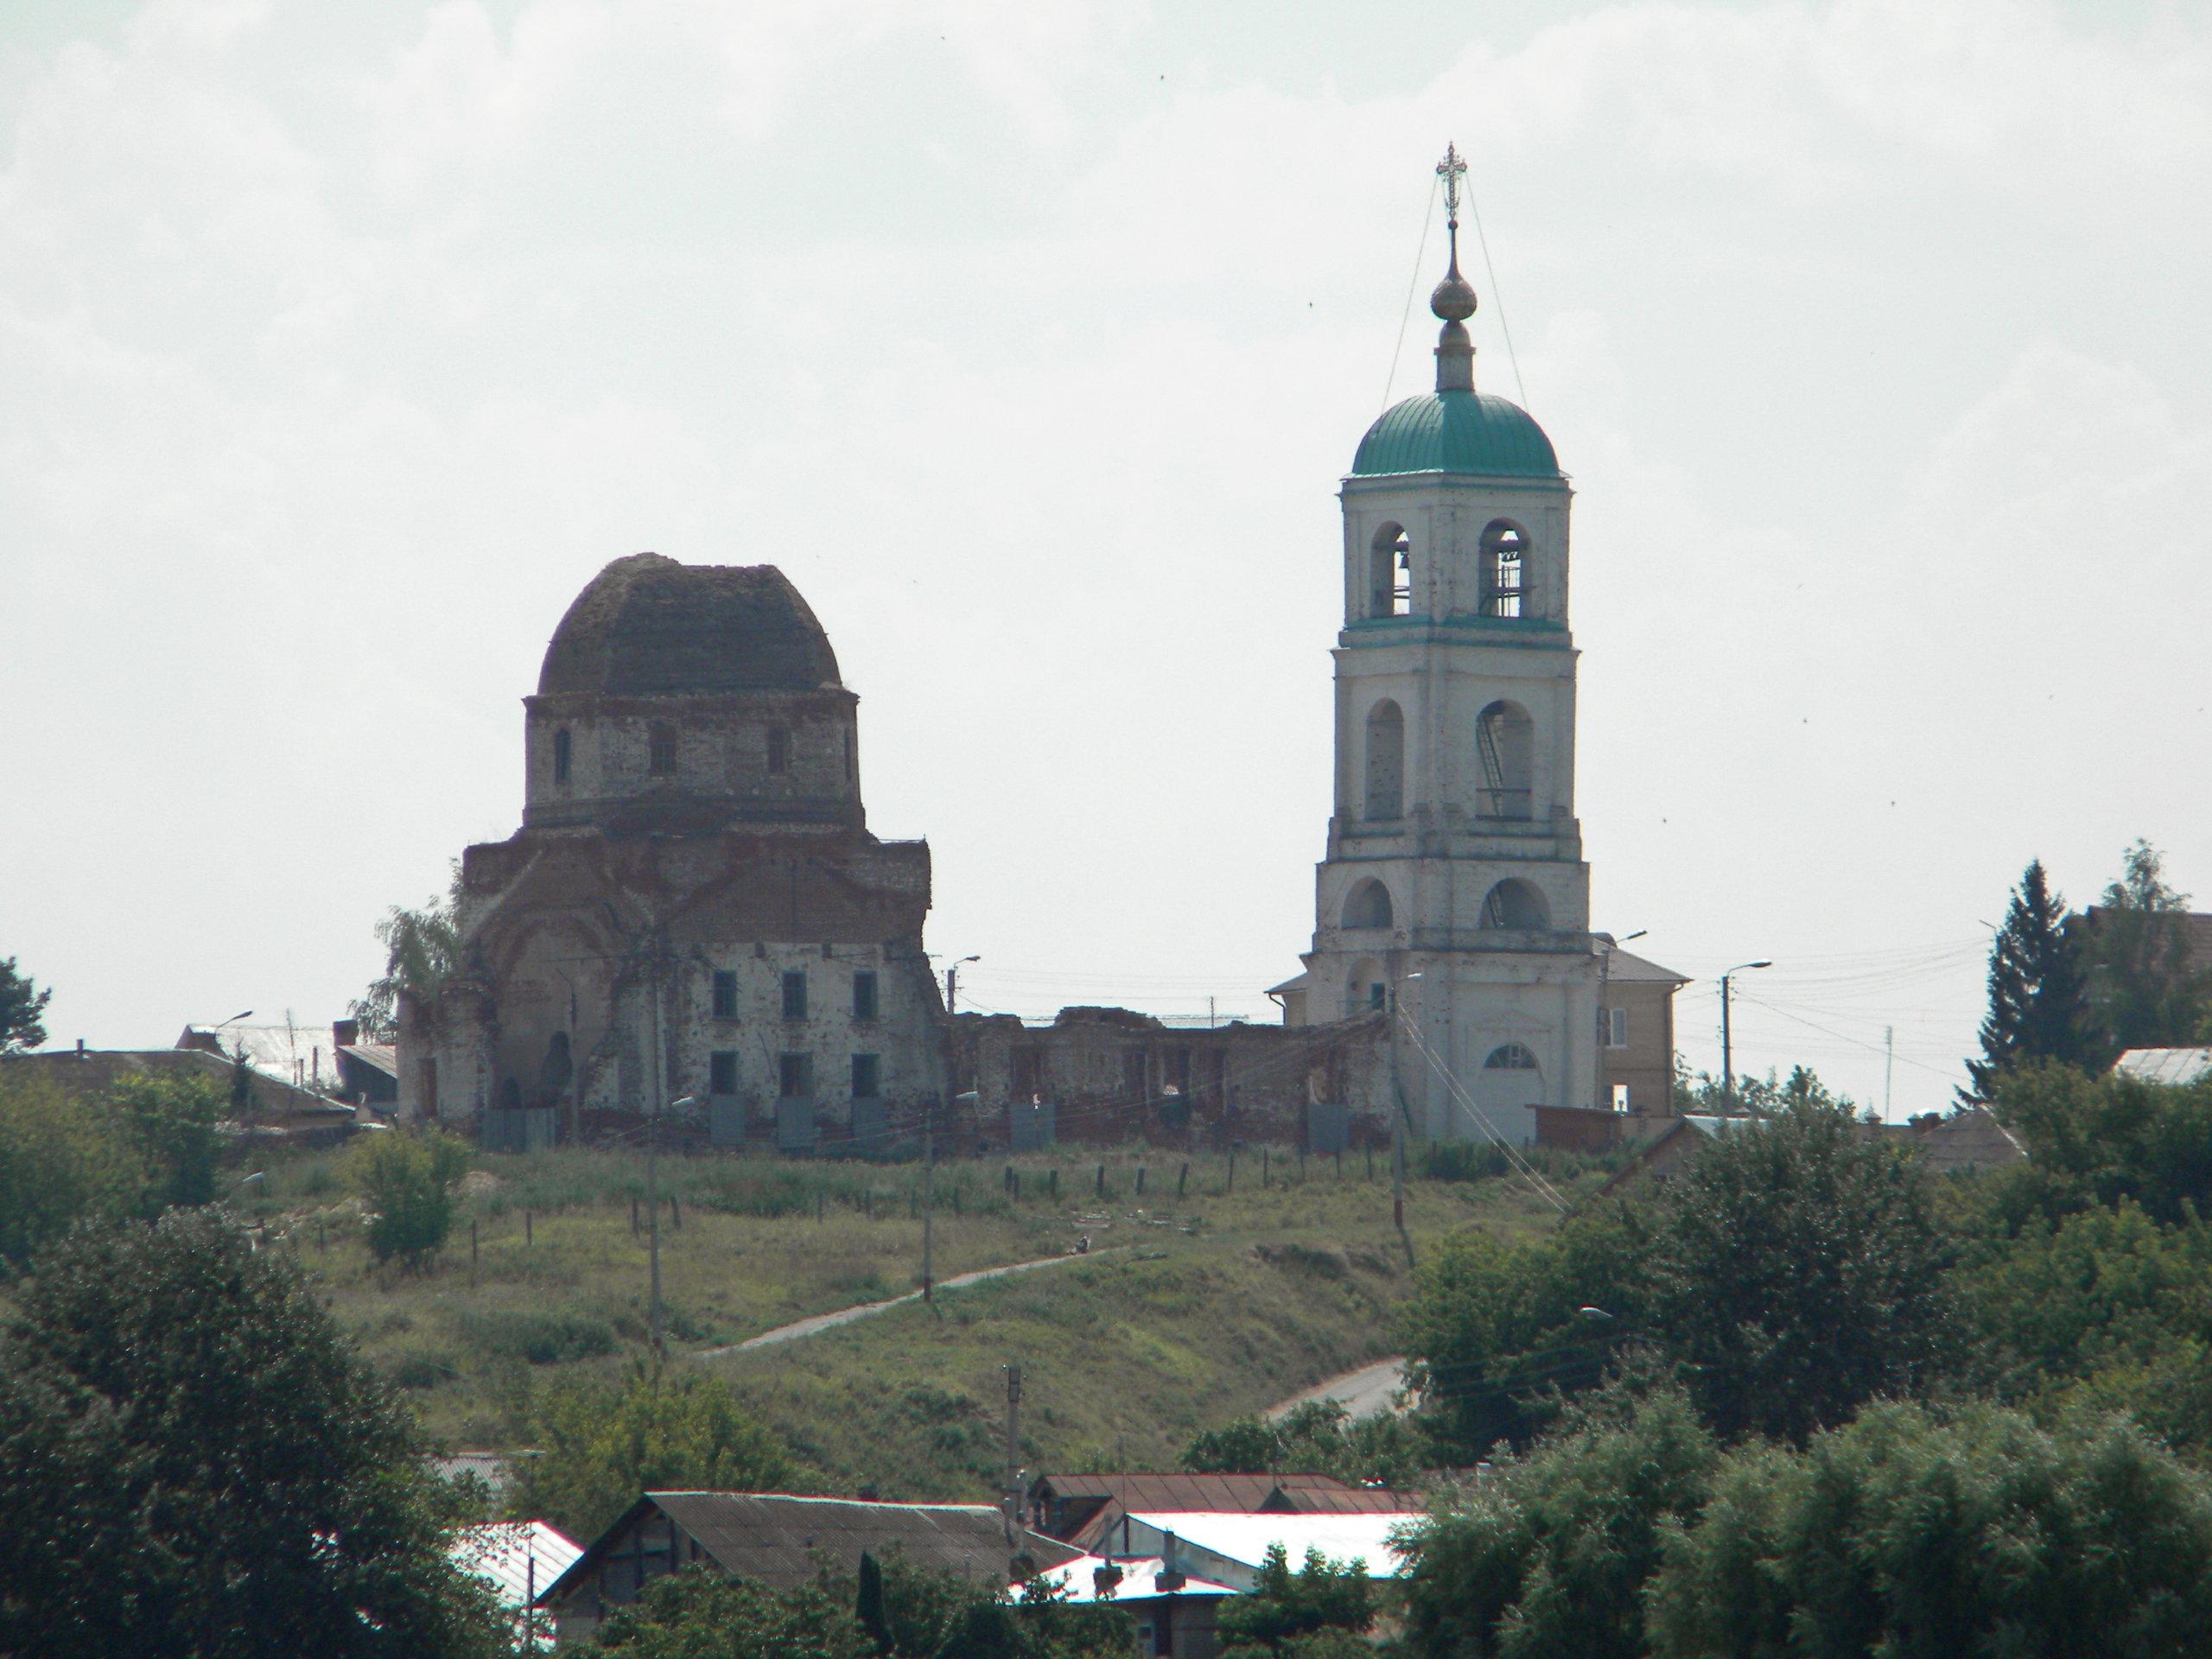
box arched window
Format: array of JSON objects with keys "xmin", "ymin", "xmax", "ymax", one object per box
[
  {"xmin": 1480, "ymin": 521, "xmax": 1529, "ymax": 619},
  {"xmin": 1363, "ymin": 700, "xmax": 1404, "ymax": 821},
  {"xmin": 1369, "ymin": 523, "xmax": 1411, "ymax": 618},
  {"xmin": 1342, "ymin": 878, "xmax": 1395, "ymax": 931},
  {"xmin": 1484, "ymin": 1042, "xmax": 1540, "ymax": 1071},
  {"xmin": 552, "ymin": 728, "xmax": 571, "ymax": 785},
  {"xmin": 766, "ymin": 727, "xmax": 788, "ymax": 774},
  {"xmin": 1480, "ymin": 878, "xmax": 1549, "ymax": 931},
  {"xmin": 1476, "ymin": 701, "xmax": 1533, "ymax": 820},
  {"xmin": 648, "ymin": 722, "xmax": 677, "ymax": 776}
]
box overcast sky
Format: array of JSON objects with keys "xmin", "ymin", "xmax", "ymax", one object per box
[{"xmin": 3, "ymin": 0, "xmax": 2209, "ymax": 1118}]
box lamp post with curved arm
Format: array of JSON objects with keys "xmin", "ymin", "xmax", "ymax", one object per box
[{"xmin": 1719, "ymin": 961, "xmax": 1772, "ymax": 1111}]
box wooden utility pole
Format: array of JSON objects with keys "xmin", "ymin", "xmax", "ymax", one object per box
[{"xmin": 1001, "ymin": 1363, "xmax": 1023, "ymax": 1546}]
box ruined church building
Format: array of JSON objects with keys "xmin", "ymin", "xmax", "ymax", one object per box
[{"xmin": 397, "ymin": 157, "xmax": 1683, "ymax": 1156}]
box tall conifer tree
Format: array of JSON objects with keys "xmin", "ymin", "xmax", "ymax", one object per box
[{"xmin": 1962, "ymin": 860, "xmax": 2088, "ymax": 1103}]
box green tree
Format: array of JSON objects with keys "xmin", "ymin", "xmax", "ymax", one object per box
[
  {"xmin": 1963, "ymin": 858, "xmax": 2092, "ymax": 1103},
  {"xmin": 0, "ymin": 957, "xmax": 51, "ymax": 1053},
  {"xmin": 1649, "ymin": 1097, "xmax": 1951, "ymax": 1442},
  {"xmin": 1217, "ymin": 1544, "xmax": 1376, "ymax": 1658},
  {"xmin": 349, "ymin": 1126, "xmax": 470, "ymax": 1267},
  {"xmin": 511, "ymin": 1366, "xmax": 791, "ymax": 1541},
  {"xmin": 2077, "ymin": 839, "xmax": 2212, "ymax": 1064},
  {"xmin": 1954, "ymin": 1198, "xmax": 2212, "ymax": 1452},
  {"xmin": 1646, "ymin": 1402, "xmax": 2212, "ymax": 1659},
  {"xmin": 1986, "ymin": 1060, "xmax": 2212, "ymax": 1226},
  {"xmin": 1395, "ymin": 1199, "xmax": 1649, "ymax": 1457},
  {"xmin": 352, "ymin": 863, "xmax": 462, "ymax": 1039},
  {"xmin": 108, "ymin": 1071, "xmax": 223, "ymax": 1213},
  {"xmin": 593, "ymin": 1557, "xmax": 1130, "ymax": 1659},
  {"xmin": 0, "ymin": 1208, "xmax": 504, "ymax": 1657},
  {"xmin": 1395, "ymin": 1382, "xmax": 1717, "ymax": 1659},
  {"xmin": 1180, "ymin": 1400, "xmax": 1427, "ymax": 1489},
  {"xmin": 0, "ymin": 1069, "xmax": 136, "ymax": 1270}
]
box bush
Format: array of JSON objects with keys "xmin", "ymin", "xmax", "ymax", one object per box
[
  {"xmin": 511, "ymin": 1366, "xmax": 791, "ymax": 1541},
  {"xmin": 0, "ymin": 1070, "xmax": 136, "ymax": 1270},
  {"xmin": 454, "ymin": 1309, "xmax": 616, "ymax": 1365},
  {"xmin": 1646, "ymin": 1402, "xmax": 2212, "ymax": 1658},
  {"xmin": 1396, "ymin": 1382, "xmax": 1717, "ymax": 1659},
  {"xmin": 1180, "ymin": 1399, "xmax": 1428, "ymax": 1489},
  {"xmin": 106, "ymin": 1072, "xmax": 222, "ymax": 1214},
  {"xmin": 350, "ymin": 1128, "xmax": 471, "ymax": 1268},
  {"xmin": 1217, "ymin": 1544, "xmax": 1376, "ymax": 1657}
]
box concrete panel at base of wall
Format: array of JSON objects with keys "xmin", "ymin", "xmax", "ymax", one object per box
[
  {"xmin": 481, "ymin": 1107, "xmax": 557, "ymax": 1153},
  {"xmin": 1010, "ymin": 1102, "xmax": 1057, "ymax": 1152},
  {"xmin": 850, "ymin": 1099, "xmax": 887, "ymax": 1151},
  {"xmin": 776, "ymin": 1097, "xmax": 817, "ymax": 1153},
  {"xmin": 1306, "ymin": 1102, "xmax": 1351, "ymax": 1155},
  {"xmin": 710, "ymin": 1097, "xmax": 747, "ymax": 1147}
]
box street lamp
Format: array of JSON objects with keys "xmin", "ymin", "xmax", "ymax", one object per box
[
  {"xmin": 1719, "ymin": 962, "xmax": 1772, "ymax": 1111},
  {"xmin": 943, "ymin": 956, "xmax": 980, "ymax": 1016}
]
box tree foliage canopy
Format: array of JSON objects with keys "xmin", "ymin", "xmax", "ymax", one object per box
[
  {"xmin": 1179, "ymin": 1398, "xmax": 1427, "ymax": 1489},
  {"xmin": 592, "ymin": 1556, "xmax": 1130, "ymax": 1659},
  {"xmin": 0, "ymin": 1208, "xmax": 503, "ymax": 1658},
  {"xmin": 1645, "ymin": 1402, "xmax": 2212, "ymax": 1659},
  {"xmin": 1965, "ymin": 858, "xmax": 2093, "ymax": 1101},
  {"xmin": 2076, "ymin": 839, "xmax": 2212, "ymax": 1062},
  {"xmin": 352, "ymin": 864, "xmax": 462, "ymax": 1039},
  {"xmin": 0, "ymin": 956, "xmax": 52, "ymax": 1053},
  {"xmin": 511, "ymin": 1366, "xmax": 791, "ymax": 1542}
]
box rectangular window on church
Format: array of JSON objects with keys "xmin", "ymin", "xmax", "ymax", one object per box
[
  {"xmin": 779, "ymin": 1053, "xmax": 812, "ymax": 1099},
  {"xmin": 712, "ymin": 970, "xmax": 738, "ymax": 1020},
  {"xmin": 851, "ymin": 1054, "xmax": 880, "ymax": 1098},
  {"xmin": 709, "ymin": 1051, "xmax": 739, "ymax": 1096},
  {"xmin": 852, "ymin": 971, "xmax": 878, "ymax": 1022},
  {"xmin": 782, "ymin": 971, "xmax": 807, "ymax": 1020}
]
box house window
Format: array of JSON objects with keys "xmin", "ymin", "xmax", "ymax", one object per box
[
  {"xmin": 851, "ymin": 1054, "xmax": 880, "ymax": 1098},
  {"xmin": 648, "ymin": 722, "xmax": 677, "ymax": 775},
  {"xmin": 779, "ymin": 1053, "xmax": 813, "ymax": 1099},
  {"xmin": 766, "ymin": 727, "xmax": 788, "ymax": 774},
  {"xmin": 712, "ymin": 970, "xmax": 738, "ymax": 1020},
  {"xmin": 782, "ymin": 970, "xmax": 808, "ymax": 1020},
  {"xmin": 1610, "ymin": 1007, "xmax": 1628, "ymax": 1047},
  {"xmin": 852, "ymin": 970, "xmax": 878, "ymax": 1022},
  {"xmin": 709, "ymin": 1051, "xmax": 739, "ymax": 1096},
  {"xmin": 553, "ymin": 728, "xmax": 571, "ymax": 785}
]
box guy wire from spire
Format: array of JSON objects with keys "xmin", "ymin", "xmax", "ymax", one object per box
[
  {"xmin": 1463, "ymin": 173, "xmax": 1529, "ymax": 408},
  {"xmin": 1381, "ymin": 173, "xmax": 1440, "ymax": 415}
]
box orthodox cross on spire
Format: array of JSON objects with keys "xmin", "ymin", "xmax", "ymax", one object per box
[
  {"xmin": 1436, "ymin": 143, "xmax": 1467, "ymax": 245},
  {"xmin": 1429, "ymin": 143, "xmax": 1478, "ymax": 391}
]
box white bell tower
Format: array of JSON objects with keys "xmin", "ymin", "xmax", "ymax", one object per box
[{"xmin": 1297, "ymin": 146, "xmax": 1599, "ymax": 1145}]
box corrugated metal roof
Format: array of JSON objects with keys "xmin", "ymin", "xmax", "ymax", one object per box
[
  {"xmin": 340, "ymin": 1042, "xmax": 399, "ymax": 1079},
  {"xmin": 548, "ymin": 1493, "xmax": 1083, "ymax": 1603},
  {"xmin": 1018, "ymin": 1556, "xmax": 1236, "ymax": 1604},
  {"xmin": 1122, "ymin": 1511, "xmax": 1421, "ymax": 1580},
  {"xmin": 2116, "ymin": 1047, "xmax": 2212, "ymax": 1085},
  {"xmin": 455, "ymin": 1520, "xmax": 582, "ymax": 1607}
]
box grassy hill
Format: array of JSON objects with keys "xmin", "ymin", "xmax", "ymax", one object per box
[{"xmin": 237, "ymin": 1141, "xmax": 1594, "ymax": 1500}]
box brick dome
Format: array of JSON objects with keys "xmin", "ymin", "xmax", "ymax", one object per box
[{"xmin": 537, "ymin": 554, "xmax": 842, "ymax": 698}]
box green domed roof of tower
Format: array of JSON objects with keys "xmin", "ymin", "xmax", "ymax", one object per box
[{"xmin": 1351, "ymin": 389, "xmax": 1560, "ymax": 480}]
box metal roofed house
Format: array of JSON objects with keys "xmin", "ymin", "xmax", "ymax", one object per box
[
  {"xmin": 1103, "ymin": 1511, "xmax": 1423, "ymax": 1595},
  {"xmin": 538, "ymin": 1492, "xmax": 1084, "ymax": 1645},
  {"xmin": 1027, "ymin": 1471, "xmax": 1414, "ymax": 1551},
  {"xmin": 1017, "ymin": 1555, "xmax": 1237, "ymax": 1659},
  {"xmin": 454, "ymin": 1520, "xmax": 580, "ymax": 1651},
  {"xmin": 2115, "ymin": 1047, "xmax": 2212, "ymax": 1087}
]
